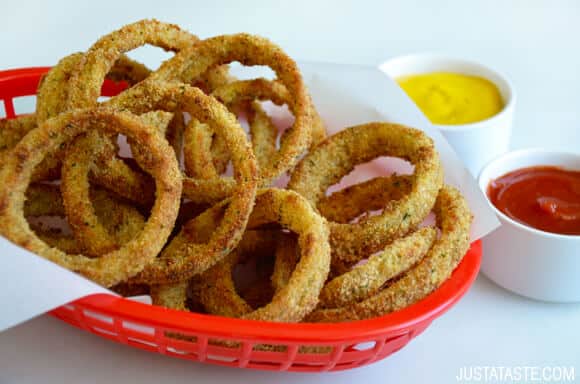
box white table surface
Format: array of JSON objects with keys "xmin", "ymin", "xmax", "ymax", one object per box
[{"xmin": 1, "ymin": 1, "xmax": 579, "ymax": 382}]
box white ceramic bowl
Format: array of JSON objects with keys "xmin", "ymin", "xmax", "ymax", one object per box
[
  {"xmin": 380, "ymin": 54, "xmax": 515, "ymax": 177},
  {"xmin": 478, "ymin": 149, "xmax": 580, "ymax": 302}
]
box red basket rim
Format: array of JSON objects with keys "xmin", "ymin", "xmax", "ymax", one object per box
[
  {"xmin": 68, "ymin": 241, "xmax": 481, "ymax": 343},
  {"xmin": 0, "ymin": 67, "xmax": 127, "ymax": 100},
  {"xmin": 0, "ymin": 67, "xmax": 482, "ymax": 345}
]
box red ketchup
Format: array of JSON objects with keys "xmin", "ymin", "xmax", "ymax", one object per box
[{"xmin": 487, "ymin": 166, "xmax": 580, "ymax": 235}]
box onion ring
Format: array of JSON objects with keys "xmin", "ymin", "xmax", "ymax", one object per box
[
  {"xmin": 61, "ymin": 130, "xmax": 151, "ymax": 256},
  {"xmin": 306, "ymin": 185, "xmax": 472, "ymax": 322},
  {"xmin": 185, "ymin": 78, "xmax": 326, "ymax": 183},
  {"xmin": 26, "ymin": 185, "xmax": 145, "ymax": 256},
  {"xmin": 54, "ymin": 20, "xmax": 194, "ymax": 205},
  {"xmin": 288, "ymin": 122, "xmax": 443, "ymax": 264},
  {"xmin": 0, "ymin": 114, "xmax": 37, "ymax": 152},
  {"xmin": 152, "ymin": 188, "xmax": 331, "ymax": 322},
  {"xmin": 66, "ymin": 19, "xmax": 196, "ymax": 110},
  {"xmin": 148, "ymin": 33, "xmax": 314, "ymax": 184},
  {"xmin": 60, "ymin": 111, "xmax": 175, "ymax": 255},
  {"xmin": 99, "ymin": 80, "xmax": 258, "ymax": 283},
  {"xmin": 270, "ymin": 232, "xmax": 298, "ymax": 293},
  {"xmin": 317, "ymin": 175, "xmax": 413, "ymax": 224},
  {"xmin": 211, "ymin": 79, "xmax": 304, "ymax": 180},
  {"xmin": 24, "ymin": 183, "xmax": 65, "ymax": 217},
  {"xmin": 0, "ymin": 108, "xmax": 182, "ymax": 287},
  {"xmin": 182, "ymin": 119, "xmax": 220, "ymax": 179},
  {"xmin": 30, "ymin": 50, "xmax": 180, "ymax": 183},
  {"xmin": 318, "ymin": 226, "xmax": 436, "ymax": 309},
  {"xmin": 191, "ymin": 230, "xmax": 279, "ymax": 317}
]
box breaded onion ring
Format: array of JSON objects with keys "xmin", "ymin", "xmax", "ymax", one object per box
[
  {"xmin": 191, "ymin": 230, "xmax": 279, "ymax": 317},
  {"xmin": 0, "ymin": 114, "xmax": 37, "ymax": 152},
  {"xmin": 182, "ymin": 119, "xmax": 221, "ymax": 180},
  {"xmin": 317, "ymin": 175, "xmax": 413, "ymax": 224},
  {"xmin": 148, "ymin": 33, "xmax": 315, "ymax": 183},
  {"xmin": 66, "ymin": 19, "xmax": 196, "ymax": 110},
  {"xmin": 0, "ymin": 109, "xmax": 182, "ymax": 287},
  {"xmin": 306, "ymin": 185, "xmax": 472, "ymax": 322},
  {"xmin": 288, "ymin": 122, "xmax": 443, "ymax": 264},
  {"xmin": 99, "ymin": 81, "xmax": 258, "ymax": 283},
  {"xmin": 270, "ymin": 232, "xmax": 298, "ymax": 293},
  {"xmin": 28, "ymin": 184, "xmax": 144, "ymax": 257},
  {"xmin": 152, "ymin": 188, "xmax": 331, "ymax": 322},
  {"xmin": 200, "ymin": 78, "xmax": 326, "ymax": 180},
  {"xmin": 60, "ymin": 128, "xmax": 154, "ymax": 256},
  {"xmin": 318, "ymin": 227, "xmax": 436, "ymax": 309},
  {"xmin": 55, "ymin": 20, "xmax": 195, "ymax": 205},
  {"xmin": 31, "ymin": 52, "xmax": 167, "ymax": 183},
  {"xmin": 26, "ymin": 185, "xmax": 145, "ymax": 256}
]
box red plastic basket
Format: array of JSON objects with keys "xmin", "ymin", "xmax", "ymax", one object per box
[{"xmin": 1, "ymin": 67, "xmax": 482, "ymax": 372}]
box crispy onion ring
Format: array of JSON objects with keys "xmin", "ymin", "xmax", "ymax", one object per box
[
  {"xmin": 318, "ymin": 226, "xmax": 436, "ymax": 309},
  {"xmin": 57, "ymin": 20, "xmax": 195, "ymax": 205},
  {"xmin": 0, "ymin": 109, "xmax": 182, "ymax": 287},
  {"xmin": 104, "ymin": 80, "xmax": 259, "ymax": 205},
  {"xmin": 61, "ymin": 128, "xmax": 151, "ymax": 256},
  {"xmin": 199, "ymin": 78, "xmax": 326, "ymax": 180},
  {"xmin": 317, "ymin": 175, "xmax": 413, "ymax": 224},
  {"xmin": 246, "ymin": 100, "xmax": 280, "ymax": 170},
  {"xmin": 31, "ymin": 52, "xmax": 168, "ymax": 183},
  {"xmin": 0, "ymin": 114, "xmax": 37, "ymax": 151},
  {"xmin": 65, "ymin": 19, "xmax": 196, "ymax": 110},
  {"xmin": 148, "ymin": 33, "xmax": 314, "ymax": 183},
  {"xmin": 182, "ymin": 118, "xmax": 221, "ymax": 180},
  {"xmin": 26, "ymin": 184, "xmax": 145, "ymax": 255},
  {"xmin": 59, "ymin": 111, "xmax": 182, "ymax": 255},
  {"xmin": 183, "ymin": 100, "xmax": 277, "ymax": 179},
  {"xmin": 270, "ymin": 232, "xmax": 298, "ymax": 293},
  {"xmin": 33, "ymin": 227, "xmax": 85, "ymax": 254},
  {"xmin": 208, "ymin": 132, "xmax": 231, "ymax": 175},
  {"xmin": 306, "ymin": 185, "xmax": 472, "ymax": 322},
  {"xmin": 190, "ymin": 230, "xmax": 279, "ymax": 317},
  {"xmin": 24, "ymin": 183, "xmax": 65, "ymax": 217},
  {"xmin": 36, "ymin": 52, "xmax": 156, "ymax": 123},
  {"xmin": 288, "ymin": 122, "xmax": 443, "ymax": 265},
  {"xmin": 98, "ymin": 81, "xmax": 258, "ymax": 283},
  {"xmin": 152, "ymin": 188, "xmax": 331, "ymax": 322}
]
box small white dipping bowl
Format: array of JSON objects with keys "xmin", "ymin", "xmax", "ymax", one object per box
[
  {"xmin": 380, "ymin": 54, "xmax": 515, "ymax": 177},
  {"xmin": 478, "ymin": 149, "xmax": 580, "ymax": 302}
]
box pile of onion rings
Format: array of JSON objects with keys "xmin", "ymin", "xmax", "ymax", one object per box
[{"xmin": 0, "ymin": 20, "xmax": 472, "ymax": 329}]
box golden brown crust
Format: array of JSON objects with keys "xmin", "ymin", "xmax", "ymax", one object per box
[
  {"xmin": 190, "ymin": 231, "xmax": 278, "ymax": 317},
  {"xmin": 0, "ymin": 114, "xmax": 37, "ymax": 152},
  {"xmin": 103, "ymin": 81, "xmax": 259, "ymax": 284},
  {"xmin": 306, "ymin": 186, "xmax": 472, "ymax": 322},
  {"xmin": 149, "ymin": 34, "xmax": 315, "ymax": 183},
  {"xmin": 153, "ymin": 188, "xmax": 331, "ymax": 323},
  {"xmin": 0, "ymin": 109, "xmax": 182, "ymax": 287},
  {"xmin": 288, "ymin": 122, "xmax": 443, "ymax": 265},
  {"xmin": 317, "ymin": 175, "xmax": 413, "ymax": 224},
  {"xmin": 318, "ymin": 227, "xmax": 436, "ymax": 309},
  {"xmin": 66, "ymin": 19, "xmax": 197, "ymax": 110},
  {"xmin": 270, "ymin": 232, "xmax": 299, "ymax": 293}
]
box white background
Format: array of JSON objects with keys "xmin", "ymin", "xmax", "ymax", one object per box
[{"xmin": 1, "ymin": 0, "xmax": 579, "ymax": 383}]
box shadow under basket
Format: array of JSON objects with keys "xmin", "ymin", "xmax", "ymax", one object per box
[{"xmin": 1, "ymin": 67, "xmax": 482, "ymax": 373}]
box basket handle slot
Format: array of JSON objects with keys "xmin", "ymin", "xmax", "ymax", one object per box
[{"xmin": 4, "ymin": 98, "xmax": 15, "ymax": 118}]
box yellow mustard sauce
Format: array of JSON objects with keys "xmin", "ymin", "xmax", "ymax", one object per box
[{"xmin": 397, "ymin": 72, "xmax": 504, "ymax": 125}]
